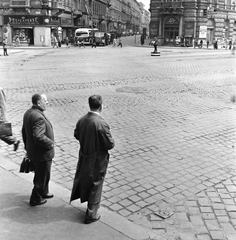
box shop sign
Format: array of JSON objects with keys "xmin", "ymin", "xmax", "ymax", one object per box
[
  {"xmin": 165, "ymin": 17, "xmax": 179, "ymax": 25},
  {"xmin": 4, "ymin": 15, "xmax": 44, "ymax": 25},
  {"xmin": 61, "ymin": 18, "xmax": 72, "ymax": 26},
  {"xmin": 199, "ymin": 25, "xmax": 207, "ymax": 38},
  {"xmin": 46, "ymin": 16, "xmax": 60, "ymax": 26},
  {"xmin": 4, "ymin": 15, "xmax": 59, "ymax": 26},
  {"xmin": 184, "ymin": 21, "xmax": 194, "ymax": 36}
]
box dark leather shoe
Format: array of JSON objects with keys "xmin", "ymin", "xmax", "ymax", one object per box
[
  {"xmin": 30, "ymin": 199, "xmax": 47, "ymax": 206},
  {"xmin": 42, "ymin": 193, "xmax": 54, "ymax": 199},
  {"xmin": 84, "ymin": 214, "xmax": 101, "ymax": 224}
]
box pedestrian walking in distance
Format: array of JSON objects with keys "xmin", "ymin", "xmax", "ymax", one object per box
[
  {"xmin": 91, "ymin": 36, "xmax": 96, "ymax": 48},
  {"xmin": 65, "ymin": 36, "xmax": 70, "ymax": 48},
  {"xmin": 3, "ymin": 37, "xmax": 9, "ymax": 56},
  {"xmin": 70, "ymin": 95, "xmax": 115, "ymax": 224},
  {"xmin": 22, "ymin": 93, "xmax": 55, "ymax": 206},
  {"xmin": 0, "ymin": 87, "xmax": 20, "ymax": 151},
  {"xmin": 117, "ymin": 38, "xmax": 122, "ymax": 47},
  {"xmin": 113, "ymin": 37, "xmax": 117, "ymax": 47},
  {"xmin": 52, "ymin": 35, "xmax": 58, "ymax": 48}
]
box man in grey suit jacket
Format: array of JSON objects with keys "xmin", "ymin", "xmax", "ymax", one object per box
[{"xmin": 22, "ymin": 93, "xmax": 55, "ymax": 206}]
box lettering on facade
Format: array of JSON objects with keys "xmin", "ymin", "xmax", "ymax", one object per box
[
  {"xmin": 8, "ymin": 16, "xmax": 40, "ymax": 25},
  {"xmin": 4, "ymin": 15, "xmax": 59, "ymax": 26}
]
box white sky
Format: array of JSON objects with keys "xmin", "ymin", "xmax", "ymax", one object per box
[{"xmin": 139, "ymin": 0, "xmax": 150, "ymax": 10}]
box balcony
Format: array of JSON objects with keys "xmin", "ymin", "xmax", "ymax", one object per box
[
  {"xmin": 10, "ymin": 0, "xmax": 30, "ymax": 7},
  {"xmin": 52, "ymin": 1, "xmax": 64, "ymax": 9},
  {"xmin": 157, "ymin": 1, "xmax": 184, "ymax": 14}
]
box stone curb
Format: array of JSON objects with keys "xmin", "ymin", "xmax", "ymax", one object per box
[{"xmin": 0, "ymin": 153, "xmax": 150, "ymax": 240}]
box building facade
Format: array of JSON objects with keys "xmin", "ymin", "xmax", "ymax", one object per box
[
  {"xmin": 149, "ymin": 0, "xmax": 236, "ymax": 46},
  {"xmin": 139, "ymin": 2, "xmax": 151, "ymax": 36},
  {"xmin": 0, "ymin": 0, "xmax": 148, "ymax": 46}
]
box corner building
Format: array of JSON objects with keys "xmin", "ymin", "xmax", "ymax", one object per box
[
  {"xmin": 0, "ymin": 0, "xmax": 60, "ymax": 47},
  {"xmin": 149, "ymin": 0, "xmax": 236, "ymax": 46}
]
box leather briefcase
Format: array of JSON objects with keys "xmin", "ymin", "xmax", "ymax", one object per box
[{"xmin": 0, "ymin": 122, "xmax": 12, "ymax": 137}]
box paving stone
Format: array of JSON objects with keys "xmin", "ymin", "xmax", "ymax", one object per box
[
  {"xmin": 214, "ymin": 209, "xmax": 228, "ymax": 216},
  {"xmin": 207, "ymin": 192, "xmax": 219, "ymax": 197},
  {"xmin": 161, "ymin": 190, "xmax": 173, "ymax": 198},
  {"xmin": 219, "ymin": 193, "xmax": 232, "ymax": 199},
  {"xmin": 210, "ymin": 197, "xmax": 222, "ymax": 203},
  {"xmin": 109, "ymin": 203, "xmax": 123, "ymax": 211},
  {"xmin": 200, "ymin": 207, "xmax": 213, "ymax": 213},
  {"xmin": 155, "ymin": 185, "xmax": 167, "ymax": 192},
  {"xmin": 217, "ymin": 217, "xmax": 230, "ymax": 224},
  {"xmin": 226, "ymin": 205, "xmax": 236, "ymax": 212},
  {"xmin": 209, "ymin": 231, "xmax": 225, "ymax": 239},
  {"xmin": 118, "ymin": 209, "xmax": 131, "ymax": 217},
  {"xmin": 175, "ymin": 213, "xmax": 189, "ymax": 221},
  {"xmin": 126, "ymin": 204, "xmax": 140, "ymax": 213},
  {"xmin": 222, "ymin": 199, "xmax": 235, "ymax": 205},
  {"xmin": 175, "ymin": 206, "xmax": 186, "ymax": 212},
  {"xmin": 138, "ymin": 192, "xmax": 150, "ymax": 199},
  {"xmin": 190, "ymin": 216, "xmax": 205, "ymax": 225},
  {"xmin": 188, "ymin": 207, "xmax": 201, "ymax": 215},
  {"xmin": 229, "ymin": 212, "xmax": 236, "ymax": 218},
  {"xmin": 196, "ymin": 235, "xmax": 211, "ymax": 240},
  {"xmin": 119, "ymin": 199, "xmax": 133, "ymax": 207},
  {"xmin": 225, "ymin": 233, "xmax": 236, "ymax": 240},
  {"xmin": 135, "ymin": 200, "xmax": 149, "ymax": 209},
  {"xmin": 198, "ymin": 198, "xmax": 211, "ymax": 207},
  {"xmin": 220, "ymin": 223, "xmax": 235, "ymax": 233},
  {"xmin": 205, "ymin": 220, "xmax": 220, "ymax": 231},
  {"xmin": 186, "ymin": 200, "xmax": 198, "ymax": 206},
  {"xmin": 212, "ymin": 203, "xmax": 225, "ymax": 210}
]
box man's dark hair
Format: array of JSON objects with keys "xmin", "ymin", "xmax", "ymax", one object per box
[
  {"xmin": 88, "ymin": 95, "xmax": 103, "ymax": 110},
  {"xmin": 32, "ymin": 94, "xmax": 41, "ymax": 105}
]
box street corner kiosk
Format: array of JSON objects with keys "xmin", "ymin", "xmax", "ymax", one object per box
[{"xmin": 3, "ymin": 15, "xmax": 59, "ymax": 47}]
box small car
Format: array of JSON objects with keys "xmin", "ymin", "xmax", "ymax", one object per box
[{"xmin": 94, "ymin": 32, "xmax": 105, "ymax": 46}]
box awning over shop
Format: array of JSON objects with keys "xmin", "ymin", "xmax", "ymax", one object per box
[{"xmin": 58, "ymin": 13, "xmax": 72, "ymax": 19}]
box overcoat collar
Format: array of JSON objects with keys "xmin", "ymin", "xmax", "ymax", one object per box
[{"xmin": 31, "ymin": 105, "xmax": 53, "ymax": 128}]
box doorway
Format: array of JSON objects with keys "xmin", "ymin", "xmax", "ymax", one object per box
[{"xmin": 164, "ymin": 27, "xmax": 179, "ymax": 44}]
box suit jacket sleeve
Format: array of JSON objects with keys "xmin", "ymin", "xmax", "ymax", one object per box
[
  {"xmin": 33, "ymin": 116, "xmax": 53, "ymax": 149},
  {"xmin": 99, "ymin": 122, "xmax": 115, "ymax": 150}
]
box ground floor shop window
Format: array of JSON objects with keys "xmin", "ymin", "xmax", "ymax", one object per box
[{"xmin": 13, "ymin": 28, "xmax": 34, "ymax": 45}]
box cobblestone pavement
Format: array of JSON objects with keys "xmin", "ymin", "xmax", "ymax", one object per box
[{"xmin": 1, "ymin": 45, "xmax": 236, "ymax": 240}]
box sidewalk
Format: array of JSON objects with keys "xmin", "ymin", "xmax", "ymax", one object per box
[
  {"xmin": 0, "ymin": 154, "xmax": 150, "ymax": 240},
  {"xmin": 132, "ymin": 38, "xmax": 225, "ymax": 51}
]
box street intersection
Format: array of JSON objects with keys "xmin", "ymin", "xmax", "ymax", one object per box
[{"xmin": 1, "ymin": 44, "xmax": 236, "ymax": 240}]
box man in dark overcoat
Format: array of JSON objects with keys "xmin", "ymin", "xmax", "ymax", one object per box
[
  {"xmin": 22, "ymin": 93, "xmax": 55, "ymax": 206},
  {"xmin": 70, "ymin": 95, "xmax": 115, "ymax": 224}
]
